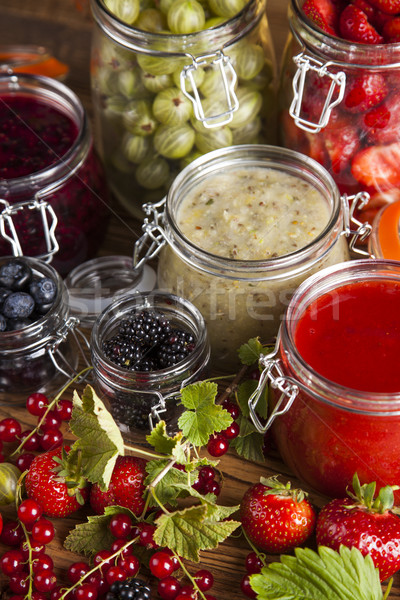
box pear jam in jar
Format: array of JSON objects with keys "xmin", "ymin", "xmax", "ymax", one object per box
[{"xmin": 156, "ymin": 146, "xmax": 351, "ymax": 369}]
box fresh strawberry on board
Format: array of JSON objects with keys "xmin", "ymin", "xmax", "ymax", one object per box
[
  {"xmin": 339, "ymin": 4, "xmax": 384, "ymax": 43},
  {"xmin": 351, "ymin": 141, "xmax": 400, "ymax": 190},
  {"xmin": 90, "ymin": 455, "xmax": 147, "ymax": 516},
  {"xmin": 25, "ymin": 446, "xmax": 90, "ymax": 518},
  {"xmin": 240, "ymin": 476, "xmax": 316, "ymax": 554},
  {"xmin": 316, "ymin": 472, "xmax": 400, "ymax": 582}
]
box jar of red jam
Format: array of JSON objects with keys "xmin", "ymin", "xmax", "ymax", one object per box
[
  {"xmin": 248, "ymin": 259, "xmax": 400, "ymax": 499},
  {"xmin": 0, "ymin": 73, "xmax": 110, "ymax": 275},
  {"xmin": 278, "ymin": 0, "xmax": 400, "ymax": 220}
]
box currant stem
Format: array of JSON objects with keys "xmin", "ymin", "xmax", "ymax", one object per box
[
  {"xmin": 123, "ymin": 443, "xmax": 170, "ymax": 461},
  {"xmin": 173, "ymin": 552, "xmax": 208, "ymax": 600}
]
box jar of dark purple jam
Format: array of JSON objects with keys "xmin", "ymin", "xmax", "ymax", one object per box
[{"xmin": 0, "ymin": 73, "xmax": 111, "ymax": 276}]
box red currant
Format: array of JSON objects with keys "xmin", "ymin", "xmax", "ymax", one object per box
[
  {"xmin": 138, "ymin": 523, "xmax": 157, "ymax": 548},
  {"xmin": 0, "ymin": 550, "xmax": 24, "ymax": 575},
  {"xmin": 0, "ymin": 418, "xmax": 22, "ymax": 442},
  {"xmin": 176, "ymin": 585, "xmax": 195, "ymax": 598},
  {"xmin": 149, "ymin": 551, "xmax": 175, "ymax": 579},
  {"xmin": 158, "ymin": 576, "xmax": 181, "ymax": 600},
  {"xmin": 105, "ymin": 565, "xmax": 126, "ymax": 585},
  {"xmin": 245, "ymin": 551, "xmax": 264, "ymax": 574},
  {"xmin": 109, "ymin": 513, "xmax": 132, "ymax": 539},
  {"xmin": 163, "ymin": 549, "xmax": 180, "ymax": 571},
  {"xmin": 117, "ymin": 555, "xmax": 139, "ymax": 577},
  {"xmin": 74, "ymin": 583, "xmax": 98, "ymax": 600},
  {"xmin": 194, "ymin": 569, "xmax": 214, "ymax": 592},
  {"xmin": 9, "ymin": 573, "xmax": 30, "ymax": 594},
  {"xmin": 15, "ymin": 452, "xmax": 36, "ymax": 472},
  {"xmin": 93, "ymin": 550, "xmax": 113, "ymax": 574},
  {"xmin": 221, "ymin": 421, "xmax": 240, "ymax": 440},
  {"xmin": 221, "ymin": 399, "xmax": 240, "ymax": 420},
  {"xmin": 241, "ymin": 573, "xmax": 257, "ymax": 599},
  {"xmin": 18, "ymin": 430, "xmax": 41, "ymax": 451},
  {"xmin": 40, "ymin": 429, "xmax": 63, "ymax": 451},
  {"xmin": 33, "ymin": 569, "xmax": 57, "ymax": 593},
  {"xmin": 110, "ymin": 538, "xmax": 132, "ymax": 556},
  {"xmin": 199, "ymin": 466, "xmax": 215, "ymax": 482},
  {"xmin": 26, "ymin": 393, "xmax": 49, "ymax": 417},
  {"xmin": 55, "ymin": 398, "xmax": 73, "ymax": 421},
  {"xmin": 20, "ymin": 540, "xmax": 45, "ymax": 560},
  {"xmin": 40, "ymin": 411, "xmax": 62, "ymax": 431},
  {"xmin": 31, "ymin": 518, "xmax": 55, "ymax": 545},
  {"xmin": 67, "ymin": 562, "xmax": 90, "ymax": 584},
  {"xmin": 32, "ymin": 554, "xmax": 54, "ymax": 574},
  {"xmin": 18, "ymin": 498, "xmax": 43, "ymax": 525},
  {"xmin": 0, "ymin": 520, "xmax": 24, "ymax": 546},
  {"xmin": 207, "ymin": 433, "xmax": 229, "ymax": 457},
  {"xmin": 203, "ymin": 479, "xmax": 221, "ymax": 496}
]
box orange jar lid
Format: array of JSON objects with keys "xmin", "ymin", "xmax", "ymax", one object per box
[
  {"xmin": 0, "ymin": 46, "xmax": 69, "ymax": 80},
  {"xmin": 375, "ymin": 200, "xmax": 400, "ymax": 260}
]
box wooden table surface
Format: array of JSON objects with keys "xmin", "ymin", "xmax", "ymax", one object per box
[{"xmin": 0, "ymin": 1, "xmax": 399, "ymax": 598}]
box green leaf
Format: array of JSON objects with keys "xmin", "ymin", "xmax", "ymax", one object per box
[
  {"xmin": 69, "ymin": 386, "xmax": 124, "ymax": 491},
  {"xmin": 237, "ymin": 379, "xmax": 269, "ymax": 420},
  {"xmin": 231, "ymin": 419, "xmax": 265, "ymax": 463},
  {"xmin": 178, "ymin": 382, "xmax": 232, "ymax": 447},
  {"xmin": 146, "ymin": 421, "xmax": 184, "ymax": 456},
  {"xmin": 250, "ymin": 546, "xmax": 383, "ymax": 600},
  {"xmin": 144, "ymin": 460, "xmax": 197, "ymax": 507},
  {"xmin": 153, "ymin": 504, "xmax": 241, "ymax": 562},
  {"xmin": 63, "ymin": 505, "xmax": 133, "ymax": 557},
  {"xmin": 238, "ymin": 337, "xmax": 264, "ymax": 366}
]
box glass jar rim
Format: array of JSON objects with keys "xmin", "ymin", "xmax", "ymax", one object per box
[
  {"xmin": 0, "ymin": 72, "xmax": 89, "ymax": 195},
  {"xmin": 290, "ymin": 0, "xmax": 400, "ymax": 67},
  {"xmin": 281, "ymin": 258, "xmax": 400, "ymax": 411},
  {"xmin": 163, "ymin": 144, "xmax": 343, "ymax": 281},
  {"xmin": 91, "ymin": 0, "xmax": 264, "ymax": 56}
]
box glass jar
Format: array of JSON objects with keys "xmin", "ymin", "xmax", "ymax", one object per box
[
  {"xmin": 278, "ymin": 0, "xmax": 400, "ymax": 220},
  {"xmin": 0, "ymin": 256, "xmax": 85, "ymax": 399},
  {"xmin": 90, "ymin": 291, "xmax": 210, "ymax": 436},
  {"xmin": 136, "ymin": 144, "xmax": 369, "ymax": 371},
  {"xmin": 248, "ymin": 259, "xmax": 400, "ymax": 500},
  {"xmin": 0, "ymin": 45, "xmax": 69, "ymax": 79},
  {"xmin": 0, "ymin": 72, "xmax": 111, "ymax": 276},
  {"xmin": 90, "ymin": 0, "xmax": 276, "ymax": 218},
  {"xmin": 369, "ymin": 199, "xmax": 400, "ymax": 260}
]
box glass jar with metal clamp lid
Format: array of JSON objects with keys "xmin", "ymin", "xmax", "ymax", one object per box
[
  {"xmin": 247, "ymin": 259, "xmax": 400, "ymax": 500},
  {"xmin": 90, "ymin": 0, "xmax": 276, "ymax": 218},
  {"xmin": 90, "ymin": 291, "xmax": 210, "ymax": 436},
  {"xmin": 0, "ymin": 72, "xmax": 110, "ymax": 276},
  {"xmin": 278, "ymin": 0, "xmax": 400, "ymax": 224}
]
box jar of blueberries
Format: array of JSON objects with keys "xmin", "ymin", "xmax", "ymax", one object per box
[
  {"xmin": 0, "ymin": 257, "xmax": 87, "ymax": 398},
  {"xmin": 90, "ymin": 291, "xmax": 210, "ymax": 435}
]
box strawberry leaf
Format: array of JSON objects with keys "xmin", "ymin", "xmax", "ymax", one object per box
[
  {"xmin": 144, "ymin": 460, "xmax": 197, "ymax": 507},
  {"xmin": 69, "ymin": 386, "xmax": 125, "ymax": 491},
  {"xmin": 238, "ymin": 337, "xmax": 264, "ymax": 366},
  {"xmin": 154, "ymin": 504, "xmax": 241, "ymax": 562},
  {"xmin": 146, "ymin": 421, "xmax": 185, "ymax": 457},
  {"xmin": 250, "ymin": 546, "xmax": 383, "ymax": 600},
  {"xmin": 177, "ymin": 382, "xmax": 232, "ymax": 447}
]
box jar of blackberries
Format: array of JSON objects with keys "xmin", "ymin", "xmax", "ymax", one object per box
[
  {"xmin": 90, "ymin": 291, "xmax": 210, "ymax": 435},
  {"xmin": 0, "ymin": 257, "xmax": 87, "ymax": 398},
  {"xmin": 278, "ymin": 0, "xmax": 400, "ymax": 223},
  {"xmin": 0, "ymin": 72, "xmax": 111, "ymax": 276},
  {"xmin": 90, "ymin": 0, "xmax": 276, "ymax": 218}
]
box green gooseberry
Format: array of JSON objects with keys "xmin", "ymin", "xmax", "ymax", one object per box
[
  {"xmin": 136, "ymin": 156, "xmax": 170, "ymax": 189},
  {"xmin": 110, "ymin": 149, "xmax": 137, "ymax": 173},
  {"xmin": 137, "ymin": 54, "xmax": 182, "ymax": 76},
  {"xmin": 231, "ymin": 116, "xmax": 261, "ymax": 144},
  {"xmin": 229, "ymin": 87, "xmax": 262, "ymax": 129},
  {"xmin": 180, "ymin": 149, "xmax": 203, "ymax": 168},
  {"xmin": 190, "ymin": 96, "xmax": 232, "ymax": 131},
  {"xmin": 153, "ymin": 87, "xmax": 193, "ymax": 125},
  {"xmin": 207, "ymin": 0, "xmax": 246, "ymax": 18},
  {"xmin": 103, "ymin": 95, "xmax": 129, "ymax": 121},
  {"xmin": 122, "ymin": 132, "xmax": 152, "ymax": 162},
  {"xmin": 241, "ymin": 61, "xmax": 274, "ymax": 91},
  {"xmin": 199, "ymin": 66, "xmax": 236, "ymax": 98},
  {"xmin": 230, "ymin": 43, "xmax": 265, "ymax": 81},
  {"xmin": 195, "ymin": 125, "xmax": 232, "ymax": 153},
  {"xmin": 122, "ymin": 99, "xmax": 153, "ymax": 133},
  {"xmin": 117, "ymin": 68, "xmax": 143, "ymax": 98},
  {"xmin": 141, "ymin": 71, "xmax": 173, "ymax": 93},
  {"xmin": 204, "ymin": 15, "xmax": 226, "ymax": 27},
  {"xmin": 135, "ymin": 8, "xmax": 167, "ymax": 31},
  {"xmin": 95, "ymin": 68, "xmax": 120, "ymax": 96},
  {"xmin": 173, "ymin": 65, "xmax": 205, "ymax": 93},
  {"xmin": 104, "ymin": 0, "xmax": 140, "ymax": 24},
  {"xmin": 167, "ymin": 0, "xmax": 206, "ymax": 34},
  {"xmin": 0, "ymin": 463, "xmax": 21, "ymax": 506},
  {"xmin": 159, "ymin": 0, "xmax": 176, "ymax": 14},
  {"xmin": 154, "ymin": 123, "xmax": 195, "ymax": 158}
]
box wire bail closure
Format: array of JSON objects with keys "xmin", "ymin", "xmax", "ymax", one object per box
[
  {"xmin": 47, "ymin": 316, "xmax": 92, "ymax": 381},
  {"xmin": 133, "ymin": 197, "xmax": 168, "ymax": 271},
  {"xmin": 341, "ymin": 191, "xmax": 372, "ymax": 257},
  {"xmin": 289, "ymin": 52, "xmax": 346, "ymax": 133},
  {"xmin": 0, "ymin": 197, "xmax": 59, "ymax": 262},
  {"xmin": 181, "ymin": 50, "xmax": 239, "ymax": 128},
  {"xmin": 248, "ymin": 330, "xmax": 299, "ymax": 434}
]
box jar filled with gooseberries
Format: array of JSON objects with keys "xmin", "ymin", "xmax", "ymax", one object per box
[
  {"xmin": 90, "ymin": 0, "xmax": 276, "ymax": 217},
  {"xmin": 278, "ymin": 0, "xmax": 400, "ymax": 224}
]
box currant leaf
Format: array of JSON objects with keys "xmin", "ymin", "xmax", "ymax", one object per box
[
  {"xmin": 237, "ymin": 379, "xmax": 269, "ymax": 420},
  {"xmin": 231, "ymin": 419, "xmax": 265, "ymax": 463},
  {"xmin": 238, "ymin": 337, "xmax": 264, "ymax": 366},
  {"xmin": 146, "ymin": 421, "xmax": 184, "ymax": 455},
  {"xmin": 144, "ymin": 460, "xmax": 197, "ymax": 507},
  {"xmin": 69, "ymin": 386, "xmax": 124, "ymax": 491},
  {"xmin": 178, "ymin": 382, "xmax": 232, "ymax": 447}
]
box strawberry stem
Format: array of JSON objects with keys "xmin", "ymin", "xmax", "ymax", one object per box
[{"xmin": 383, "ymin": 578, "xmax": 393, "ymax": 600}]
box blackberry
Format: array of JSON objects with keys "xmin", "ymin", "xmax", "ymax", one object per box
[
  {"xmin": 102, "ymin": 309, "xmax": 196, "ymax": 372},
  {"xmin": 106, "ymin": 578, "xmax": 152, "ymax": 600}
]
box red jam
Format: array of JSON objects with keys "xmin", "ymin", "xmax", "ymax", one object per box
[
  {"xmin": 294, "ymin": 280, "xmax": 400, "ymax": 393},
  {"xmin": 0, "ymin": 90, "xmax": 110, "ymax": 276},
  {"xmin": 270, "ymin": 276, "xmax": 400, "ymax": 500}
]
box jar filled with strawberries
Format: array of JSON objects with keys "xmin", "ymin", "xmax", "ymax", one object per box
[{"xmin": 278, "ymin": 0, "xmax": 400, "ymax": 222}]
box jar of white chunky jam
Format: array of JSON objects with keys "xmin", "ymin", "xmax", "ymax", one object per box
[
  {"xmin": 248, "ymin": 259, "xmax": 400, "ymax": 501},
  {"xmin": 90, "ymin": 0, "xmax": 276, "ymax": 218},
  {"xmin": 90, "ymin": 291, "xmax": 210, "ymax": 435},
  {"xmin": 134, "ymin": 144, "xmax": 370, "ymax": 370},
  {"xmin": 0, "ymin": 73, "xmax": 111, "ymax": 276}
]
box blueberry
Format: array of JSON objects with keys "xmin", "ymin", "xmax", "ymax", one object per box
[
  {"xmin": 29, "ymin": 276, "xmax": 57, "ymax": 305},
  {"xmin": 0, "ymin": 259, "xmax": 32, "ymax": 291},
  {"xmin": 2, "ymin": 292, "xmax": 35, "ymax": 320},
  {"xmin": 6, "ymin": 318, "xmax": 34, "ymax": 331},
  {"xmin": 0, "ymin": 314, "xmax": 7, "ymax": 332},
  {"xmin": 0, "ymin": 287, "xmax": 12, "ymax": 309}
]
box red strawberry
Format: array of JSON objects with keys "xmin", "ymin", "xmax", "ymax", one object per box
[
  {"xmin": 363, "ymin": 93, "xmax": 400, "ymax": 144},
  {"xmin": 90, "ymin": 455, "xmax": 147, "ymax": 515},
  {"xmin": 25, "ymin": 447, "xmax": 90, "ymax": 518},
  {"xmin": 339, "ymin": 4, "xmax": 384, "ymax": 43},
  {"xmin": 343, "ymin": 73, "xmax": 387, "ymax": 113},
  {"xmin": 383, "ymin": 16, "xmax": 400, "ymax": 41},
  {"xmin": 316, "ymin": 473, "xmax": 400, "ymax": 582},
  {"xmin": 240, "ymin": 476, "xmax": 316, "ymax": 554},
  {"xmin": 302, "ymin": 0, "xmax": 340, "ymax": 34},
  {"xmin": 364, "ymin": 0, "xmax": 400, "ymax": 14},
  {"xmin": 351, "ymin": 141, "xmax": 400, "ymax": 190},
  {"xmin": 323, "ymin": 114, "xmax": 360, "ymax": 174}
]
